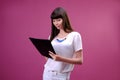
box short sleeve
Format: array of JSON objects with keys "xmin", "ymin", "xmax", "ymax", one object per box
[{"xmin": 73, "ymin": 32, "xmax": 83, "ymax": 52}]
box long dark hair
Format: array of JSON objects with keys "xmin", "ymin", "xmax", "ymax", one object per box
[{"xmin": 50, "ymin": 7, "xmax": 73, "ymax": 41}]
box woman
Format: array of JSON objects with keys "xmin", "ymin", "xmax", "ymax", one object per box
[{"xmin": 43, "ymin": 7, "xmax": 83, "ymax": 80}]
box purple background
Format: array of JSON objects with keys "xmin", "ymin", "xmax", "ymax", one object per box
[{"xmin": 0, "ymin": 0, "xmax": 120, "ymax": 80}]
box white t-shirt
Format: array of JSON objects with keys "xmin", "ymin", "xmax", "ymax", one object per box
[{"xmin": 44, "ymin": 31, "xmax": 83, "ymax": 73}]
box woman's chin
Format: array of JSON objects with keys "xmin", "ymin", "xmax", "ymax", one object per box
[
  {"xmin": 56, "ymin": 27, "xmax": 60, "ymax": 29},
  {"xmin": 56, "ymin": 26, "xmax": 62, "ymax": 30}
]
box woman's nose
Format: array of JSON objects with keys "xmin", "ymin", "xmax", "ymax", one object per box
[{"xmin": 55, "ymin": 22, "xmax": 58, "ymax": 25}]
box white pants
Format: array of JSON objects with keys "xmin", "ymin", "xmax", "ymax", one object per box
[{"xmin": 43, "ymin": 68, "xmax": 71, "ymax": 80}]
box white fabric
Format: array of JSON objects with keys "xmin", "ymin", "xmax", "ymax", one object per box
[
  {"xmin": 44, "ymin": 31, "xmax": 83, "ymax": 73},
  {"xmin": 43, "ymin": 68, "xmax": 71, "ymax": 80}
]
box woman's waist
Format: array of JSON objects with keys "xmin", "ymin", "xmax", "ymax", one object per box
[{"xmin": 44, "ymin": 62, "xmax": 74, "ymax": 73}]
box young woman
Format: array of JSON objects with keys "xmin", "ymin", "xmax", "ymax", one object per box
[{"xmin": 43, "ymin": 7, "xmax": 83, "ymax": 80}]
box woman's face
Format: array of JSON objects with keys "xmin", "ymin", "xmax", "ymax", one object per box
[{"xmin": 53, "ymin": 18, "xmax": 63, "ymax": 29}]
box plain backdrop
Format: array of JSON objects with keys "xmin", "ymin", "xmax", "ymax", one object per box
[{"xmin": 0, "ymin": 0, "xmax": 120, "ymax": 80}]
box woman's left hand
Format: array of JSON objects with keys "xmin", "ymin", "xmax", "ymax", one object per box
[
  {"xmin": 49, "ymin": 51, "xmax": 61, "ymax": 61},
  {"xmin": 49, "ymin": 50, "xmax": 83, "ymax": 64}
]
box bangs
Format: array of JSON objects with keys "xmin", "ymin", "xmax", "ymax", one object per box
[{"xmin": 51, "ymin": 13, "xmax": 63, "ymax": 19}]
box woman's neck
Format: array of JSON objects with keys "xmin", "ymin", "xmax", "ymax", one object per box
[
  {"xmin": 57, "ymin": 29, "xmax": 68, "ymax": 38},
  {"xmin": 59, "ymin": 29, "xmax": 66, "ymax": 34}
]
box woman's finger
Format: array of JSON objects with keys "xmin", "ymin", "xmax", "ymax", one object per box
[
  {"xmin": 49, "ymin": 51, "xmax": 54, "ymax": 55},
  {"xmin": 49, "ymin": 51, "xmax": 54, "ymax": 56},
  {"xmin": 49, "ymin": 53, "xmax": 52, "ymax": 56}
]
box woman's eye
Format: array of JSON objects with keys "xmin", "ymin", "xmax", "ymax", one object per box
[
  {"xmin": 53, "ymin": 20, "xmax": 55, "ymax": 22},
  {"xmin": 57, "ymin": 19, "xmax": 61, "ymax": 21}
]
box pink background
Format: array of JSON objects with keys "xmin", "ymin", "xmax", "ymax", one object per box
[{"xmin": 0, "ymin": 0, "xmax": 120, "ymax": 80}]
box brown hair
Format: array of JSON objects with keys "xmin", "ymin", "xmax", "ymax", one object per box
[{"xmin": 50, "ymin": 7, "xmax": 73, "ymax": 41}]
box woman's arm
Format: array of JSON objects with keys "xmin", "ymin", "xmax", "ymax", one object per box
[{"xmin": 49, "ymin": 50, "xmax": 83, "ymax": 64}]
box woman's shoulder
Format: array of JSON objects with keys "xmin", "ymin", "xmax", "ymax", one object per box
[
  {"xmin": 70, "ymin": 31, "xmax": 81, "ymax": 36},
  {"xmin": 68, "ymin": 31, "xmax": 81, "ymax": 38}
]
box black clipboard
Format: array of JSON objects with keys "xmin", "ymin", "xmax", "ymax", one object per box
[{"xmin": 29, "ymin": 37, "xmax": 56, "ymax": 58}]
